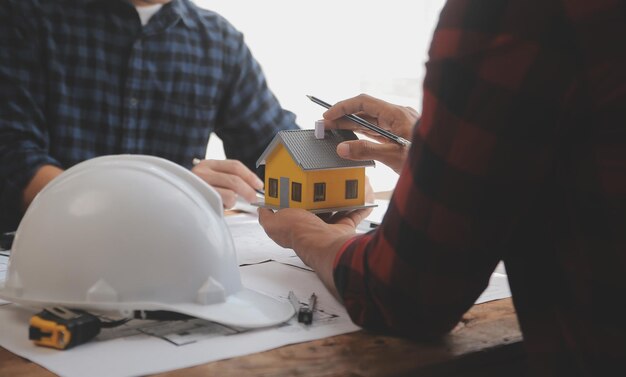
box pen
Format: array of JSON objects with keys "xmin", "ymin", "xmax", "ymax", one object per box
[{"xmin": 306, "ymin": 95, "xmax": 412, "ymax": 148}]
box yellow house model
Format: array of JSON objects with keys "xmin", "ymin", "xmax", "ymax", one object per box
[{"xmin": 256, "ymin": 129, "xmax": 375, "ymax": 212}]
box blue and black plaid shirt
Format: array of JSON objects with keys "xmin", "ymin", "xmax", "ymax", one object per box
[{"xmin": 0, "ymin": 0, "xmax": 298, "ymax": 232}]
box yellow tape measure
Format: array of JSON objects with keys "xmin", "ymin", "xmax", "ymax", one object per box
[{"xmin": 29, "ymin": 307, "xmax": 101, "ymax": 350}]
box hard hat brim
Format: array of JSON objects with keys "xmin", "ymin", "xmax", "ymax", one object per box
[{"xmin": 0, "ymin": 284, "xmax": 295, "ymax": 329}]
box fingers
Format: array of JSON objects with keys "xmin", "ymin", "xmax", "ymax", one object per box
[
  {"xmin": 344, "ymin": 208, "xmax": 372, "ymax": 227},
  {"xmin": 322, "ymin": 94, "xmax": 384, "ymax": 133},
  {"xmin": 192, "ymin": 159, "xmax": 264, "ymax": 207},
  {"xmin": 336, "ymin": 140, "xmax": 408, "ymax": 174},
  {"xmin": 322, "ymin": 93, "xmax": 419, "ymax": 141},
  {"xmin": 258, "ymin": 207, "xmax": 318, "ymax": 249},
  {"xmin": 323, "ymin": 94, "xmax": 381, "ymax": 122},
  {"xmin": 315, "ymin": 212, "xmax": 334, "ymax": 223},
  {"xmin": 257, "ymin": 207, "xmax": 274, "ymax": 230},
  {"xmin": 326, "ymin": 208, "xmax": 372, "ymax": 228},
  {"xmin": 257, "ymin": 208, "xmax": 288, "ymax": 247},
  {"xmin": 212, "ymin": 187, "xmax": 238, "ymax": 209},
  {"xmin": 202, "ymin": 159, "xmax": 264, "ymax": 190},
  {"xmin": 323, "ymin": 113, "xmax": 379, "ymax": 134},
  {"xmin": 364, "ymin": 175, "xmax": 375, "ymax": 204}
]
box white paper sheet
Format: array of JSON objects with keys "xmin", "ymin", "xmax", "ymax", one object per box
[
  {"xmin": 0, "ymin": 262, "xmax": 360, "ymax": 377},
  {"xmin": 226, "ymin": 213, "xmax": 297, "ymax": 265}
]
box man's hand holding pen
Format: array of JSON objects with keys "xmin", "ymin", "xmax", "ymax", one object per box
[{"xmin": 317, "ymin": 94, "xmax": 419, "ymax": 174}]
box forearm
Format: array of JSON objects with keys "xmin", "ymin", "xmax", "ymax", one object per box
[
  {"xmin": 22, "ymin": 164, "xmax": 63, "ymax": 210},
  {"xmin": 292, "ymin": 231, "xmax": 352, "ymax": 301},
  {"xmin": 257, "ymin": 207, "xmax": 360, "ymax": 301}
]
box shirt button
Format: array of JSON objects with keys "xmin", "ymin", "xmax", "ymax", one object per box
[{"xmin": 129, "ymin": 98, "xmax": 138, "ymax": 107}]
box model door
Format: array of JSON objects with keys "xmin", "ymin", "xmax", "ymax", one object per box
[{"xmin": 280, "ymin": 177, "xmax": 289, "ymax": 208}]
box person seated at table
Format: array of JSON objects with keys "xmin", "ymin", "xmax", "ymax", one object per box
[
  {"xmin": 0, "ymin": 0, "xmax": 299, "ymax": 233},
  {"xmin": 257, "ymin": 0, "xmax": 626, "ymax": 375}
]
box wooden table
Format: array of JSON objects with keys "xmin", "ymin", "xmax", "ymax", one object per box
[{"xmin": 0, "ymin": 298, "xmax": 524, "ymax": 377}]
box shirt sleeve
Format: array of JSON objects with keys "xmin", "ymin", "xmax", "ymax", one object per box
[
  {"xmin": 333, "ymin": 0, "xmax": 574, "ymax": 339},
  {"xmin": 0, "ymin": 2, "xmax": 62, "ymax": 232},
  {"xmin": 211, "ymin": 19, "xmax": 298, "ymax": 172}
]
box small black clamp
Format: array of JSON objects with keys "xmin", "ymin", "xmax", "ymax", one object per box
[
  {"xmin": 0, "ymin": 231, "xmax": 15, "ymax": 251},
  {"xmin": 288, "ymin": 291, "xmax": 317, "ymax": 325}
]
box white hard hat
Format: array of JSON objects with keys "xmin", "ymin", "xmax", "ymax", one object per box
[{"xmin": 0, "ymin": 155, "xmax": 294, "ymax": 328}]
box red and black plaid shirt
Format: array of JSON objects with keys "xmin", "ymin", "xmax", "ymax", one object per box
[{"xmin": 334, "ymin": 0, "xmax": 626, "ymax": 375}]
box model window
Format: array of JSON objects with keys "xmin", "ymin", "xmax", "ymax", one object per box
[
  {"xmin": 313, "ymin": 182, "xmax": 326, "ymax": 202},
  {"xmin": 345, "ymin": 179, "xmax": 358, "ymax": 199},
  {"xmin": 268, "ymin": 178, "xmax": 278, "ymax": 198},
  {"xmin": 292, "ymin": 182, "xmax": 302, "ymax": 202}
]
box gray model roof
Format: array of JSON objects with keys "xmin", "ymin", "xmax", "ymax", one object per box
[{"xmin": 256, "ymin": 129, "xmax": 375, "ymax": 170}]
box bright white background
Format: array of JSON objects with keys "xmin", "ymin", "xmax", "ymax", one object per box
[{"xmin": 194, "ymin": 0, "xmax": 447, "ymax": 191}]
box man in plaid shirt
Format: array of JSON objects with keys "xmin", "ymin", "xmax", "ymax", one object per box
[
  {"xmin": 0, "ymin": 0, "xmax": 298, "ymax": 233},
  {"xmin": 259, "ymin": 0, "xmax": 626, "ymax": 375}
]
